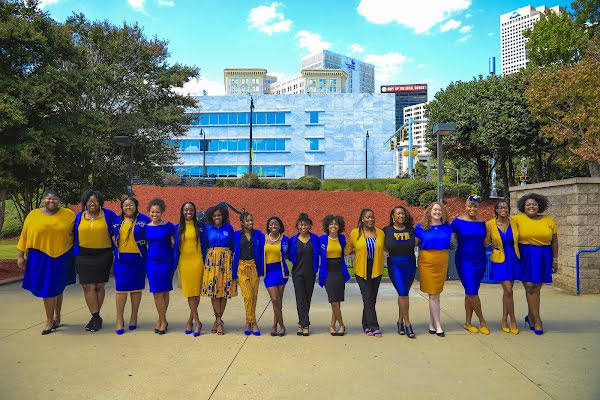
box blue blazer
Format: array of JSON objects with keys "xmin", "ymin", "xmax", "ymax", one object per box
[
  {"xmin": 113, "ymin": 213, "xmax": 151, "ymax": 258},
  {"xmin": 288, "ymin": 232, "xmax": 320, "ymax": 276},
  {"xmin": 318, "ymin": 234, "xmax": 350, "ymax": 287},
  {"xmin": 73, "ymin": 208, "xmax": 117, "ymax": 255},
  {"xmin": 232, "ymin": 230, "xmax": 266, "ymax": 279},
  {"xmin": 173, "ymin": 221, "xmax": 206, "ymax": 271}
]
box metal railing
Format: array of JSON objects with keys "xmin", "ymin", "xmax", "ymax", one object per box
[{"xmin": 576, "ymin": 246, "xmax": 600, "ymax": 295}]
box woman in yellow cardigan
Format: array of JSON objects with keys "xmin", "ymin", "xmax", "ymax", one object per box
[
  {"xmin": 345, "ymin": 208, "xmax": 386, "ymax": 337},
  {"xmin": 485, "ymin": 200, "xmax": 520, "ymax": 334}
]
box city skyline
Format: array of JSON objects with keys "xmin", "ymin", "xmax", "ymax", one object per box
[{"xmin": 40, "ymin": 0, "xmax": 571, "ymax": 98}]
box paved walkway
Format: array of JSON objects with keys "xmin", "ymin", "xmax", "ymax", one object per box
[{"xmin": 0, "ymin": 279, "xmax": 598, "ymax": 399}]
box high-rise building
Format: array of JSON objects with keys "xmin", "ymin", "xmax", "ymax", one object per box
[
  {"xmin": 500, "ymin": 5, "xmax": 565, "ymax": 75},
  {"xmin": 380, "ymin": 84, "xmax": 428, "ymax": 132},
  {"xmin": 301, "ymin": 50, "xmax": 375, "ymax": 93},
  {"xmin": 270, "ymin": 69, "xmax": 347, "ymax": 95},
  {"xmin": 397, "ymin": 102, "xmax": 429, "ymax": 176},
  {"xmin": 223, "ymin": 68, "xmax": 278, "ymax": 95}
]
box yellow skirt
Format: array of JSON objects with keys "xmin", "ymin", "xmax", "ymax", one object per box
[
  {"xmin": 418, "ymin": 249, "xmax": 449, "ymax": 295},
  {"xmin": 178, "ymin": 246, "xmax": 204, "ymax": 298},
  {"xmin": 201, "ymin": 247, "xmax": 237, "ymax": 299}
]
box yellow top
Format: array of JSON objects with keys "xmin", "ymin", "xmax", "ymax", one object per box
[
  {"xmin": 513, "ymin": 214, "xmax": 557, "ymax": 246},
  {"xmin": 118, "ymin": 220, "xmax": 140, "ymax": 254},
  {"xmin": 485, "ymin": 218, "xmax": 520, "ymax": 263},
  {"xmin": 264, "ymin": 242, "xmax": 282, "ymax": 264},
  {"xmin": 17, "ymin": 208, "xmax": 75, "ymax": 258},
  {"xmin": 181, "ymin": 220, "xmax": 202, "ymax": 255},
  {"xmin": 326, "ymin": 238, "xmax": 343, "ymax": 258},
  {"xmin": 78, "ymin": 210, "xmax": 112, "ymax": 249},
  {"xmin": 345, "ymin": 228, "xmax": 385, "ymax": 279}
]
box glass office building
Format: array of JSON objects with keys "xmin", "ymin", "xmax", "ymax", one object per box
[{"xmin": 171, "ymin": 93, "xmax": 395, "ymax": 179}]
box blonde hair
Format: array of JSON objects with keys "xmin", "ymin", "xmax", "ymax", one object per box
[{"xmin": 420, "ymin": 202, "xmax": 449, "ymax": 230}]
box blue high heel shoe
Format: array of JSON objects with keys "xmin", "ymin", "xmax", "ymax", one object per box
[
  {"xmin": 534, "ymin": 329, "xmax": 544, "ymax": 335},
  {"xmin": 128, "ymin": 325, "xmax": 137, "ymax": 331},
  {"xmin": 193, "ymin": 322, "xmax": 202, "ymax": 337},
  {"xmin": 115, "ymin": 329, "xmax": 125, "ymax": 335},
  {"xmin": 524, "ymin": 316, "xmax": 535, "ymax": 331}
]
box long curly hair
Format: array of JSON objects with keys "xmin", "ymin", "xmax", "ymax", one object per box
[{"xmin": 420, "ymin": 201, "xmax": 449, "ymax": 230}]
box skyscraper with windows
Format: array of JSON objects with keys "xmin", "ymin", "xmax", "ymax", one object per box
[
  {"xmin": 223, "ymin": 68, "xmax": 278, "ymax": 95},
  {"xmin": 380, "ymin": 84, "xmax": 428, "ymax": 132},
  {"xmin": 500, "ymin": 5, "xmax": 565, "ymax": 75},
  {"xmin": 301, "ymin": 50, "xmax": 375, "ymax": 93}
]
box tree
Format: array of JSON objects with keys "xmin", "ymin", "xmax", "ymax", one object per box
[
  {"xmin": 525, "ymin": 40, "xmax": 600, "ymax": 176},
  {"xmin": 571, "ymin": 0, "xmax": 600, "ymax": 37}
]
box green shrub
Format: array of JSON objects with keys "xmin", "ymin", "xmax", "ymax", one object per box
[
  {"xmin": 399, "ymin": 179, "xmax": 435, "ymax": 206},
  {"xmin": 419, "ymin": 190, "xmax": 438, "ymax": 208},
  {"xmin": 321, "ymin": 178, "xmax": 402, "ymax": 192},
  {"xmin": 162, "ymin": 173, "xmax": 181, "ymax": 186},
  {"xmin": 235, "ymin": 173, "xmax": 261, "ymax": 188},
  {"xmin": 265, "ymin": 179, "xmax": 288, "ymax": 189},
  {"xmin": 288, "ymin": 175, "xmax": 321, "ymax": 190},
  {"xmin": 386, "ymin": 184, "xmax": 404, "ymax": 198},
  {"xmin": 455, "ymin": 183, "xmax": 476, "ymax": 198},
  {"xmin": 1, "ymin": 200, "xmax": 22, "ymax": 238},
  {"xmin": 444, "ymin": 183, "xmax": 457, "ymax": 197}
]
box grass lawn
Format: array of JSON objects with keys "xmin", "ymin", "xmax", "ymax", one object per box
[{"xmin": 0, "ymin": 240, "xmax": 18, "ymax": 260}]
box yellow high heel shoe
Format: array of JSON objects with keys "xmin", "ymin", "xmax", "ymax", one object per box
[
  {"xmin": 501, "ymin": 321, "xmax": 510, "ymax": 333},
  {"xmin": 510, "ymin": 327, "xmax": 519, "ymax": 335},
  {"xmin": 463, "ymin": 324, "xmax": 479, "ymax": 334},
  {"xmin": 480, "ymin": 326, "xmax": 490, "ymax": 335}
]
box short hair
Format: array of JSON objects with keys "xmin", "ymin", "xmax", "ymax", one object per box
[
  {"xmin": 322, "ymin": 215, "xmax": 345, "ymax": 233},
  {"xmin": 81, "ymin": 189, "xmax": 105, "ymax": 210},
  {"xmin": 494, "ymin": 200, "xmax": 510, "ymax": 218},
  {"xmin": 517, "ymin": 193, "xmax": 549, "ymax": 214},
  {"xmin": 295, "ymin": 213, "xmax": 313, "ymax": 230},
  {"xmin": 147, "ymin": 198, "xmax": 166, "ymax": 212},
  {"xmin": 266, "ymin": 216, "xmax": 285, "ymax": 234},
  {"xmin": 388, "ymin": 205, "xmax": 414, "ymax": 228},
  {"xmin": 206, "ymin": 203, "xmax": 230, "ymax": 225},
  {"xmin": 44, "ymin": 187, "xmax": 60, "ymax": 198}
]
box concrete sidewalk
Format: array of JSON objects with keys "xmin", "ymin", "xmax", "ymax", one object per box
[{"xmin": 0, "ymin": 279, "xmax": 598, "ymax": 400}]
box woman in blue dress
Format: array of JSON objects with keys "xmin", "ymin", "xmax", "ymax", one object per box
[
  {"xmin": 485, "ymin": 200, "xmax": 520, "ymax": 334},
  {"xmin": 451, "ymin": 195, "xmax": 490, "ymax": 335},
  {"xmin": 146, "ymin": 198, "xmax": 175, "ymax": 335},
  {"xmin": 113, "ymin": 197, "xmax": 150, "ymax": 335},
  {"xmin": 263, "ymin": 216, "xmax": 290, "ymax": 336}
]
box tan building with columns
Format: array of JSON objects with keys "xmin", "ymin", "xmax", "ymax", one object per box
[
  {"xmin": 223, "ymin": 68, "xmax": 278, "ymax": 95},
  {"xmin": 270, "ymin": 69, "xmax": 347, "ymax": 95}
]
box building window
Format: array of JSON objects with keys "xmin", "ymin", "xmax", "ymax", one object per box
[
  {"xmin": 329, "ymin": 87, "xmax": 337, "ymax": 92},
  {"xmin": 241, "ymin": 78, "xmax": 248, "ymax": 84},
  {"xmin": 307, "ymin": 138, "xmax": 321, "ymax": 151},
  {"xmin": 230, "ymin": 78, "xmax": 238, "ymax": 84},
  {"xmin": 252, "ymin": 78, "xmax": 259, "ymax": 84},
  {"xmin": 319, "ymin": 86, "xmax": 325, "ymax": 92},
  {"xmin": 307, "ymin": 111, "xmax": 319, "ymax": 124},
  {"xmin": 308, "ymin": 79, "xmax": 317, "ymax": 85},
  {"xmin": 330, "ymin": 79, "xmax": 337, "ymax": 85},
  {"xmin": 319, "ymin": 79, "xmax": 327, "ymax": 85}
]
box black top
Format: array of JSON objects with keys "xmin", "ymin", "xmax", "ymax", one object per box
[
  {"xmin": 240, "ymin": 232, "xmax": 254, "ymax": 260},
  {"xmin": 294, "ymin": 237, "xmax": 314, "ymax": 274},
  {"xmin": 383, "ymin": 225, "xmax": 416, "ymax": 258}
]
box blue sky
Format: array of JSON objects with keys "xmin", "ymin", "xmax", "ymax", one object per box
[{"xmin": 40, "ymin": 0, "xmax": 571, "ymax": 99}]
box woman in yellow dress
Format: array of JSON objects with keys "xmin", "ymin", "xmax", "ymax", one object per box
[
  {"xmin": 174, "ymin": 202, "xmax": 205, "ymax": 337},
  {"xmin": 17, "ymin": 188, "xmax": 76, "ymax": 335}
]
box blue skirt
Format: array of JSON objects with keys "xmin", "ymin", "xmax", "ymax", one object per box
[
  {"xmin": 22, "ymin": 248, "xmax": 74, "ymax": 298},
  {"xmin": 456, "ymin": 254, "xmax": 486, "ymax": 295},
  {"xmin": 114, "ymin": 253, "xmax": 146, "ymax": 292},
  {"xmin": 264, "ymin": 262, "xmax": 288, "ymax": 288},
  {"xmin": 146, "ymin": 258, "xmax": 174, "ymax": 293},
  {"xmin": 519, "ymin": 244, "xmax": 553, "ymax": 283},
  {"xmin": 387, "ymin": 256, "xmax": 416, "ymax": 296},
  {"xmin": 490, "ymin": 246, "xmax": 520, "ymax": 282}
]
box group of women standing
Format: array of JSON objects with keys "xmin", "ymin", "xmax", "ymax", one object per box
[{"xmin": 17, "ymin": 188, "xmax": 558, "ymax": 337}]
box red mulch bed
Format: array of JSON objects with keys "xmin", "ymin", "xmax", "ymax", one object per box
[
  {"xmin": 0, "ymin": 259, "xmax": 21, "ymax": 281},
  {"xmin": 98, "ymin": 186, "xmax": 495, "ymax": 232}
]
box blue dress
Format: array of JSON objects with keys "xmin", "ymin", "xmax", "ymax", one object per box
[
  {"xmin": 146, "ymin": 222, "xmax": 175, "ymax": 293},
  {"xmin": 383, "ymin": 225, "xmax": 416, "ymax": 296},
  {"xmin": 451, "ymin": 219, "xmax": 487, "ymax": 295},
  {"xmin": 113, "ymin": 214, "xmax": 150, "ymax": 292},
  {"xmin": 490, "ymin": 226, "xmax": 520, "ymax": 281}
]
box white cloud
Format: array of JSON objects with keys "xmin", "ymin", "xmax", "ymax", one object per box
[
  {"xmin": 38, "ymin": 0, "xmax": 61, "ymax": 8},
  {"xmin": 357, "ymin": 0, "xmax": 471, "ymax": 34},
  {"xmin": 423, "ymin": 78, "xmax": 434, "ymax": 83},
  {"xmin": 295, "ymin": 30, "xmax": 332, "ymax": 54},
  {"xmin": 459, "ymin": 25, "xmax": 472, "ymax": 33},
  {"xmin": 174, "ymin": 77, "xmax": 225, "ymax": 96},
  {"xmin": 417, "ymin": 63, "xmax": 427, "ymax": 68},
  {"xmin": 128, "ymin": 0, "xmax": 145, "ymax": 11},
  {"xmin": 365, "ymin": 52, "xmax": 408, "ymax": 83},
  {"xmin": 158, "ymin": 0, "xmax": 174, "ymax": 6},
  {"xmin": 458, "ymin": 34, "xmax": 472, "ymax": 43},
  {"xmin": 465, "ymin": 13, "xmax": 472, "ymax": 18},
  {"xmin": 440, "ymin": 19, "xmax": 461, "ymax": 32},
  {"xmin": 247, "ymin": 2, "xmax": 292, "ymax": 35},
  {"xmin": 349, "ymin": 43, "xmax": 365, "ymax": 54},
  {"xmin": 487, "ymin": 32, "xmax": 494, "ymax": 36},
  {"xmin": 269, "ymin": 71, "xmax": 288, "ymax": 81}
]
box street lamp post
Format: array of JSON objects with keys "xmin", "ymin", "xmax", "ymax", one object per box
[
  {"xmin": 114, "ymin": 136, "xmax": 136, "ymax": 196},
  {"xmin": 432, "ymin": 123, "xmax": 456, "ymax": 202},
  {"xmin": 365, "ymin": 130, "xmax": 369, "ymax": 179},
  {"xmin": 249, "ymin": 96, "xmax": 255, "ymax": 174},
  {"xmin": 200, "ymin": 128, "xmax": 207, "ymax": 177}
]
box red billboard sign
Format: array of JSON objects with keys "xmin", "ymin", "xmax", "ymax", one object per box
[{"xmin": 380, "ymin": 84, "xmax": 428, "ymax": 93}]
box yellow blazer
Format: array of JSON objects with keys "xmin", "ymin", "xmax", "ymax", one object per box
[
  {"xmin": 345, "ymin": 227, "xmax": 385, "ymax": 279},
  {"xmin": 485, "ymin": 218, "xmax": 520, "ymax": 263}
]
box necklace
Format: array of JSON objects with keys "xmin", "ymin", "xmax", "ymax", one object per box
[
  {"xmin": 86, "ymin": 210, "xmax": 100, "ymax": 220},
  {"xmin": 268, "ymin": 233, "xmax": 281, "ymax": 242},
  {"xmin": 328, "ymin": 235, "xmax": 339, "ymax": 240},
  {"xmin": 394, "ymin": 224, "xmax": 406, "ymax": 231},
  {"xmin": 150, "ymin": 220, "xmax": 163, "ymax": 226}
]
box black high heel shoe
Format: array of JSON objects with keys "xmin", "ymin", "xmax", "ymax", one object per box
[
  {"xmin": 397, "ymin": 321, "xmax": 406, "ymax": 335},
  {"xmin": 406, "ymin": 324, "xmax": 416, "ymax": 338},
  {"xmin": 158, "ymin": 322, "xmax": 169, "ymax": 335}
]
